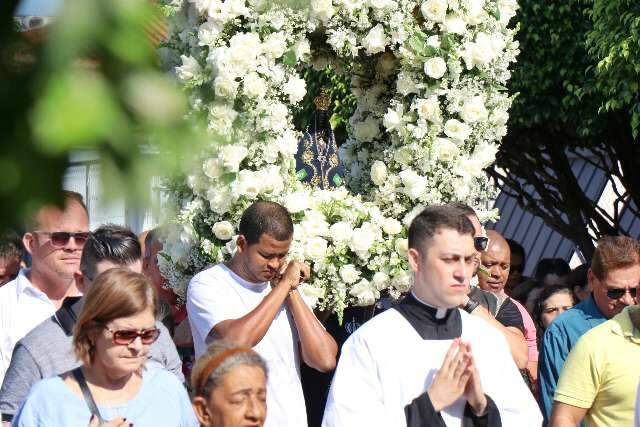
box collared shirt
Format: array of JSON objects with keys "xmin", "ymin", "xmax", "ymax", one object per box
[
  {"xmin": 538, "ymin": 294, "xmax": 606, "ymax": 424},
  {"xmin": 554, "ymin": 305, "xmax": 640, "ymax": 426},
  {"xmin": 0, "ymin": 269, "xmax": 56, "ymax": 384}
]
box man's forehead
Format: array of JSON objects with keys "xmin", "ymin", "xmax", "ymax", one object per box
[
  {"xmin": 429, "ymin": 229, "xmax": 475, "ymax": 255},
  {"xmin": 35, "ymin": 201, "xmax": 89, "ymax": 231}
]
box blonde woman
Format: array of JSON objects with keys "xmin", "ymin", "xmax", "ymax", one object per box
[
  {"xmin": 191, "ymin": 341, "xmax": 267, "ymax": 427},
  {"xmin": 12, "ymin": 268, "xmax": 198, "ymax": 426}
]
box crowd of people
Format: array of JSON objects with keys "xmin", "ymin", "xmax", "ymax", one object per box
[{"xmin": 0, "ymin": 190, "xmax": 639, "ymax": 426}]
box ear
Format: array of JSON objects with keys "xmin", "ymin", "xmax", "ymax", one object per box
[
  {"xmin": 408, "ymin": 248, "xmax": 421, "ymax": 273},
  {"xmin": 192, "ymin": 397, "xmax": 212, "ymax": 426},
  {"xmin": 235, "ymin": 235, "xmax": 247, "ymax": 253},
  {"xmin": 74, "ymin": 271, "xmax": 86, "ymax": 292},
  {"xmin": 23, "ymin": 233, "xmax": 35, "ymax": 256}
]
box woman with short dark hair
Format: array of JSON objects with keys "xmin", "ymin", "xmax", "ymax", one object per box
[{"xmin": 12, "ymin": 268, "xmax": 198, "ymax": 426}]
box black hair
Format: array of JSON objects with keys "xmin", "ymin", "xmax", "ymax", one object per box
[
  {"xmin": 239, "ymin": 201, "xmax": 293, "ymax": 245},
  {"xmin": 144, "ymin": 226, "xmax": 165, "ymax": 260},
  {"xmin": 533, "ymin": 284, "xmax": 577, "ymax": 341},
  {"xmin": 534, "ymin": 258, "xmax": 571, "ymax": 282},
  {"xmin": 446, "ymin": 202, "xmax": 477, "ymax": 218},
  {"xmin": 506, "ymin": 238, "xmax": 525, "ymax": 260},
  {"xmin": 567, "ymin": 264, "xmax": 589, "ymax": 291},
  {"xmin": 0, "ymin": 231, "xmax": 25, "ymax": 260},
  {"xmin": 408, "ymin": 205, "xmax": 475, "ymax": 253},
  {"xmin": 80, "ymin": 224, "xmax": 141, "ymax": 280}
]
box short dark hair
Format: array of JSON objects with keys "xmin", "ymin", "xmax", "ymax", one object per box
[
  {"xmin": 446, "ymin": 202, "xmax": 477, "ymax": 218},
  {"xmin": 567, "ymin": 264, "xmax": 589, "ymax": 291},
  {"xmin": 591, "ymin": 235, "xmax": 640, "ymax": 281},
  {"xmin": 0, "ymin": 231, "xmax": 25, "ymax": 260},
  {"xmin": 534, "ymin": 258, "xmax": 571, "ymax": 281},
  {"xmin": 408, "ymin": 205, "xmax": 475, "ymax": 253},
  {"xmin": 144, "ymin": 226, "xmax": 165, "ymax": 260},
  {"xmin": 26, "ymin": 190, "xmax": 88, "ymax": 230},
  {"xmin": 239, "ymin": 201, "xmax": 293, "ymax": 244},
  {"xmin": 506, "ymin": 238, "xmax": 525, "ymax": 260},
  {"xmin": 80, "ymin": 224, "xmax": 141, "ymax": 280}
]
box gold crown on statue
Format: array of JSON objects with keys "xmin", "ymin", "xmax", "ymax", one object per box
[{"xmin": 313, "ymin": 89, "xmax": 331, "ymax": 111}]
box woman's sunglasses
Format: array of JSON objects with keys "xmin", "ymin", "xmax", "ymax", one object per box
[
  {"xmin": 33, "ymin": 231, "xmax": 90, "ymax": 247},
  {"xmin": 606, "ymin": 287, "xmax": 638, "ymax": 300},
  {"xmin": 104, "ymin": 326, "xmax": 161, "ymax": 345}
]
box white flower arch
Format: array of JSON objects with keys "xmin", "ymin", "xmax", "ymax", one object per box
[{"xmin": 159, "ymin": 0, "xmax": 519, "ymax": 316}]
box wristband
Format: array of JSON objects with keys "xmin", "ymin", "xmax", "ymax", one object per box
[{"xmin": 463, "ymin": 298, "xmax": 480, "ymax": 314}]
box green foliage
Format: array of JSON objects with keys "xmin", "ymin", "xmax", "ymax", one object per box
[
  {"xmin": 0, "ymin": 0, "xmax": 207, "ymax": 230},
  {"xmin": 587, "ymin": 0, "xmax": 640, "ymax": 137}
]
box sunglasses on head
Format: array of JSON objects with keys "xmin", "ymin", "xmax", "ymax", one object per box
[
  {"xmin": 474, "ymin": 236, "xmax": 488, "ymax": 252},
  {"xmin": 105, "ymin": 326, "xmax": 161, "ymax": 345},
  {"xmin": 606, "ymin": 287, "xmax": 638, "ymax": 300},
  {"xmin": 33, "ymin": 231, "xmax": 90, "ymax": 247}
]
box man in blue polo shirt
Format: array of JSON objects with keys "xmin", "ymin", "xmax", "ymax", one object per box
[{"xmin": 538, "ymin": 236, "xmax": 640, "ymax": 425}]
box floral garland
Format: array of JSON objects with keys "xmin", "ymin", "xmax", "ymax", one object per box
[{"xmin": 158, "ymin": 0, "xmax": 519, "ymax": 317}]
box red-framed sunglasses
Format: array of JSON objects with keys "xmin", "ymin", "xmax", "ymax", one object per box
[{"xmin": 104, "ymin": 326, "xmax": 161, "ymax": 345}]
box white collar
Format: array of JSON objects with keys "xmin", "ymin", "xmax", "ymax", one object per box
[{"xmin": 410, "ymin": 290, "xmax": 448, "ymax": 319}]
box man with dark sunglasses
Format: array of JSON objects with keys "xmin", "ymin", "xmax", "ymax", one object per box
[
  {"xmin": 0, "ymin": 224, "xmax": 183, "ymax": 425},
  {"xmin": 0, "ymin": 191, "xmax": 89, "ymax": 385},
  {"xmin": 539, "ymin": 235, "xmax": 640, "ymax": 426}
]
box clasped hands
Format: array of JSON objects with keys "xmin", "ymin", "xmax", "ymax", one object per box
[
  {"xmin": 271, "ymin": 260, "xmax": 311, "ymax": 293},
  {"xmin": 427, "ymin": 338, "xmax": 488, "ymax": 417}
]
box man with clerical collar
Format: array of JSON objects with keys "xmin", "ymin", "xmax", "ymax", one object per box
[
  {"xmin": 322, "ymin": 205, "xmax": 542, "ymax": 427},
  {"xmin": 0, "ymin": 225, "xmax": 183, "ymax": 424}
]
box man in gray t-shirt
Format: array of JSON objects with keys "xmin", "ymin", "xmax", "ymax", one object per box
[{"xmin": 0, "ymin": 225, "xmax": 183, "ymax": 424}]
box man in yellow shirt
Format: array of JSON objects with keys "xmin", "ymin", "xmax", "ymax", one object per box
[{"xmin": 551, "ymin": 303, "xmax": 640, "ymax": 426}]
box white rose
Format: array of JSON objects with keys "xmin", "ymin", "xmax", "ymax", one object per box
[
  {"xmin": 232, "ymin": 170, "xmax": 263, "ymax": 198},
  {"xmin": 208, "ymin": 103, "xmax": 238, "ymax": 135},
  {"xmin": 460, "ymin": 96, "xmax": 488, "ymax": 123},
  {"xmin": 372, "ymin": 271, "xmax": 390, "ymax": 290},
  {"xmin": 339, "ymin": 264, "xmax": 360, "ymax": 284},
  {"xmin": 350, "ymin": 279, "xmax": 378, "ymax": 306},
  {"xmin": 219, "ymin": 144, "xmax": 248, "ymax": 172},
  {"xmin": 491, "ymin": 109, "xmax": 509, "ymax": 126},
  {"xmin": 369, "ymin": 0, "xmax": 393, "ymax": 9},
  {"xmin": 203, "ymin": 158, "xmax": 223, "ymax": 179},
  {"xmin": 214, "ymin": 75, "xmax": 238, "ymax": 99},
  {"xmin": 398, "ymin": 169, "xmax": 427, "ymax": 200},
  {"xmin": 414, "ymin": 97, "xmax": 441, "ymax": 122},
  {"xmin": 257, "ymin": 166, "xmax": 284, "ymax": 194},
  {"xmin": 434, "ymin": 137, "xmax": 460, "ymax": 162},
  {"xmin": 370, "ymin": 160, "xmax": 388, "ymax": 186},
  {"xmin": 242, "ymin": 73, "xmax": 267, "ymax": 98},
  {"xmin": 351, "ymin": 226, "xmax": 376, "ymax": 257},
  {"xmin": 301, "ymin": 211, "xmax": 330, "ymax": 237},
  {"xmin": 263, "ymin": 32, "xmax": 288, "ymax": 60},
  {"xmin": 304, "ymin": 237, "xmax": 328, "ymax": 260},
  {"xmin": 284, "ymin": 191, "xmax": 310, "ymax": 213},
  {"xmin": 444, "ymin": 119, "xmax": 471, "ymax": 143},
  {"xmin": 424, "ymin": 57, "xmax": 447, "ymax": 79},
  {"xmin": 383, "ymin": 106, "xmax": 403, "ymax": 131},
  {"xmin": 472, "ymin": 142, "xmax": 498, "ymax": 169},
  {"xmin": 176, "ymin": 55, "xmax": 201, "ymax": 82},
  {"xmin": 198, "ymin": 20, "xmax": 223, "ymax": 46},
  {"xmin": 383, "ymin": 217, "xmax": 402, "ymax": 235},
  {"xmin": 444, "ymin": 14, "xmax": 466, "ymax": 34},
  {"xmin": 310, "ymin": 0, "xmax": 334, "ymax": 22},
  {"xmin": 362, "ymin": 24, "xmax": 387, "ymax": 55},
  {"xmin": 466, "ymin": 0, "xmax": 486, "ymax": 25},
  {"xmin": 283, "ymin": 76, "xmax": 307, "ymax": 104},
  {"xmin": 391, "ymin": 271, "xmax": 413, "ymax": 292},
  {"xmin": 353, "ymin": 116, "xmax": 380, "ymax": 142},
  {"xmin": 294, "ymin": 38, "xmax": 311, "ymax": 60},
  {"xmin": 212, "ymin": 221, "xmax": 234, "ymax": 240},
  {"xmin": 498, "ymin": 0, "xmax": 518, "ymax": 24},
  {"xmin": 206, "ymin": 188, "xmax": 234, "ymax": 214},
  {"xmin": 275, "ymin": 129, "xmax": 299, "ymax": 156},
  {"xmin": 228, "ymin": 32, "xmax": 261, "ymax": 75},
  {"xmin": 329, "ymin": 222, "xmax": 354, "ymax": 243},
  {"xmin": 298, "ymin": 283, "xmax": 325, "ymax": 308},
  {"xmin": 421, "ymin": 0, "xmax": 447, "ymax": 23}
]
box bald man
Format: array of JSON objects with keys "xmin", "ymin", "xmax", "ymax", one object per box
[{"xmin": 478, "ymin": 230, "xmax": 539, "ymax": 383}]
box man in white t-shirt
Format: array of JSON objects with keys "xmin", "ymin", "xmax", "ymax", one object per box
[
  {"xmin": 187, "ymin": 201, "xmax": 338, "ymax": 427},
  {"xmin": 0, "ymin": 191, "xmax": 89, "ymax": 384}
]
